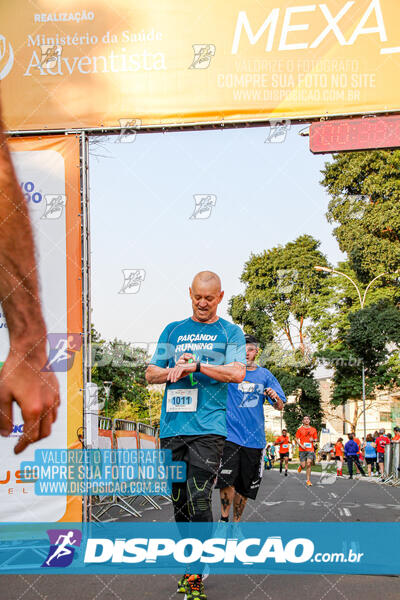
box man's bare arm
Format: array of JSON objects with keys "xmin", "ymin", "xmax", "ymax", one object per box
[
  {"xmin": 196, "ymin": 362, "xmax": 245, "ymax": 383},
  {"xmin": 145, "ymin": 364, "xmax": 170, "ymax": 384},
  {"xmin": 166, "ymin": 352, "xmax": 246, "ymax": 384},
  {"xmin": 0, "ymin": 97, "xmax": 59, "ymax": 453}
]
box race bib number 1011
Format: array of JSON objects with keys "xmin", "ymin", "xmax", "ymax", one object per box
[{"xmin": 166, "ymin": 388, "xmax": 198, "ymax": 412}]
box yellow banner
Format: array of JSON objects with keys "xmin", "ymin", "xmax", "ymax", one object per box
[{"xmin": 1, "ymin": 0, "xmax": 400, "ymax": 130}]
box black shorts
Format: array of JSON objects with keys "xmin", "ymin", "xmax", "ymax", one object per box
[
  {"xmin": 365, "ymin": 457, "xmax": 376, "ymax": 465},
  {"xmin": 377, "ymin": 452, "xmax": 385, "ymax": 463},
  {"xmin": 215, "ymin": 441, "xmax": 264, "ymax": 500},
  {"xmin": 160, "ymin": 434, "xmax": 226, "ymax": 476},
  {"xmin": 279, "ymin": 452, "xmax": 289, "ymax": 458}
]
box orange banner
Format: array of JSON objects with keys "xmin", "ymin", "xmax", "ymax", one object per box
[
  {"xmin": 0, "ymin": 136, "xmax": 83, "ymax": 522},
  {"xmin": 1, "ymin": 0, "xmax": 400, "ymax": 130}
]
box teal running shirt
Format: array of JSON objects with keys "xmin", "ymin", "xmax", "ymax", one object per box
[{"xmin": 150, "ymin": 317, "xmax": 246, "ymax": 438}]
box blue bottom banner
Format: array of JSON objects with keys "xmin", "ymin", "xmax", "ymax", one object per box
[{"xmin": 0, "ymin": 522, "xmax": 399, "ymax": 574}]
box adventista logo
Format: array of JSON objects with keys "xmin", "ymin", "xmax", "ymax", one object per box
[
  {"xmin": 42, "ymin": 529, "xmax": 82, "ymax": 568},
  {"xmin": 0, "ymin": 35, "xmax": 14, "ymax": 80}
]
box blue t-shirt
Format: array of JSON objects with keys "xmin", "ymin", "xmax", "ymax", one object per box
[
  {"xmin": 226, "ymin": 366, "xmax": 287, "ymax": 449},
  {"xmin": 151, "ymin": 317, "xmax": 246, "ymax": 438},
  {"xmin": 344, "ymin": 440, "xmax": 359, "ymax": 456},
  {"xmin": 364, "ymin": 441, "xmax": 377, "ymax": 458}
]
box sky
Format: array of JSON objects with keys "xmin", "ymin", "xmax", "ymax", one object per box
[{"xmin": 88, "ymin": 123, "xmax": 344, "ymax": 358}]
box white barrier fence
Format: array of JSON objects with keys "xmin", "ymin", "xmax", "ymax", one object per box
[
  {"xmin": 382, "ymin": 443, "xmax": 400, "ymax": 486},
  {"xmin": 91, "ymin": 417, "xmax": 171, "ymax": 522}
]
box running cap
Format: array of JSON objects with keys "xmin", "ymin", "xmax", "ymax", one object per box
[{"xmin": 245, "ymin": 334, "xmax": 259, "ymax": 346}]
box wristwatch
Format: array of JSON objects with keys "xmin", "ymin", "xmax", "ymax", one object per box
[{"xmin": 195, "ymin": 361, "xmax": 201, "ymax": 372}]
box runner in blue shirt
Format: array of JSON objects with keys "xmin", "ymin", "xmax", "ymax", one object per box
[
  {"xmin": 215, "ymin": 334, "xmax": 286, "ymax": 522},
  {"xmin": 146, "ymin": 271, "xmax": 246, "ymax": 600}
]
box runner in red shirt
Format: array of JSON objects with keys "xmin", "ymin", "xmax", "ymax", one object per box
[
  {"xmin": 375, "ymin": 428, "xmax": 391, "ymax": 479},
  {"xmin": 334, "ymin": 438, "xmax": 344, "ymax": 477},
  {"xmin": 275, "ymin": 429, "xmax": 291, "ymax": 477},
  {"xmin": 295, "ymin": 416, "xmax": 318, "ymax": 487}
]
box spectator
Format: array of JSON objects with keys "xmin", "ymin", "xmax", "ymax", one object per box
[
  {"xmin": 334, "ymin": 438, "xmax": 344, "ymax": 477},
  {"xmin": 344, "ymin": 433, "xmax": 366, "ymax": 480},
  {"xmin": 269, "ymin": 443, "xmax": 276, "ymax": 465},
  {"xmin": 393, "ymin": 427, "xmax": 400, "ymax": 443},
  {"xmin": 362, "ymin": 434, "xmax": 377, "ymax": 477},
  {"xmin": 347, "ymin": 433, "xmax": 362, "ymax": 474},
  {"xmin": 264, "ymin": 445, "xmax": 272, "ymax": 470},
  {"xmin": 375, "ymin": 428, "xmax": 391, "ymax": 480}
]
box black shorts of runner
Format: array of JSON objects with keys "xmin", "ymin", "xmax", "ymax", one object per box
[
  {"xmin": 377, "ymin": 452, "xmax": 385, "ymax": 463},
  {"xmin": 365, "ymin": 457, "xmax": 376, "ymax": 465},
  {"xmin": 335, "ymin": 456, "xmax": 343, "ymax": 461},
  {"xmin": 160, "ymin": 434, "xmax": 226, "ymax": 523},
  {"xmin": 215, "ymin": 441, "xmax": 264, "ymax": 500},
  {"xmin": 279, "ymin": 452, "xmax": 289, "ymax": 459},
  {"xmin": 160, "ymin": 434, "xmax": 225, "ymax": 474}
]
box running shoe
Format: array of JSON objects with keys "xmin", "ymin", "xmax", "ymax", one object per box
[
  {"xmin": 297, "ymin": 465, "xmax": 302, "ymax": 473},
  {"xmin": 285, "ymin": 470, "xmax": 288, "ymax": 476},
  {"xmin": 177, "ymin": 574, "xmax": 190, "ymax": 593},
  {"xmin": 306, "ymin": 480, "xmax": 312, "ymax": 486},
  {"xmin": 184, "ymin": 574, "xmax": 207, "ymax": 600}
]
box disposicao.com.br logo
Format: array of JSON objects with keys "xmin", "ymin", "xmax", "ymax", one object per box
[
  {"xmin": 0, "ymin": 35, "xmax": 14, "ymax": 80},
  {"xmin": 83, "ymin": 536, "xmax": 363, "ymax": 566}
]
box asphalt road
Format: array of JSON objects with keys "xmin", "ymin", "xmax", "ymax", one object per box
[{"xmin": 2, "ymin": 470, "xmax": 400, "ymax": 599}]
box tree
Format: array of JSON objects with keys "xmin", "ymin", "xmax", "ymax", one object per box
[
  {"xmin": 320, "ymin": 150, "xmax": 400, "ymax": 289},
  {"xmin": 113, "ymin": 389, "xmax": 163, "ymax": 427},
  {"xmin": 229, "ymin": 234, "xmax": 332, "ymax": 356},
  {"xmin": 91, "ymin": 326, "xmax": 152, "ymax": 420},
  {"xmin": 319, "ymin": 301, "xmax": 400, "ymax": 431},
  {"xmin": 319, "ymin": 151, "xmax": 400, "ymax": 428}
]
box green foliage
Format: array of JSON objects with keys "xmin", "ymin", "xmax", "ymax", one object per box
[
  {"xmin": 319, "ymin": 301, "xmax": 400, "ymax": 406},
  {"xmin": 320, "ymin": 150, "xmax": 400, "ymax": 287},
  {"xmin": 272, "ymin": 367, "xmax": 323, "ymax": 437},
  {"xmin": 91, "ymin": 326, "xmax": 152, "ymax": 421},
  {"xmin": 229, "ymin": 295, "xmax": 273, "ymax": 347},
  {"xmin": 113, "ymin": 389, "xmax": 163, "ymax": 427},
  {"xmin": 316, "ymin": 151, "xmax": 400, "ymax": 417},
  {"xmin": 230, "ymin": 235, "xmax": 332, "ymax": 347},
  {"xmin": 346, "ymin": 300, "xmax": 400, "ymax": 372}
]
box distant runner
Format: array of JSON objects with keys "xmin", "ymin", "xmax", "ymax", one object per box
[
  {"xmin": 295, "ymin": 416, "xmax": 318, "ymax": 487},
  {"xmin": 334, "ymin": 437, "xmax": 344, "ymax": 477},
  {"xmin": 275, "ymin": 429, "xmax": 291, "ymax": 476}
]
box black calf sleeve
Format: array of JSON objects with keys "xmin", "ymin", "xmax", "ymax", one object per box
[
  {"xmin": 186, "ymin": 466, "xmax": 216, "ymax": 523},
  {"xmin": 171, "ymin": 481, "xmax": 190, "ymax": 523}
]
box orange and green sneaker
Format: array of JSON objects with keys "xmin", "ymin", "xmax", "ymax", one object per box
[
  {"xmin": 177, "ymin": 574, "xmax": 190, "ymax": 593},
  {"xmin": 184, "ymin": 574, "xmax": 207, "ymax": 600},
  {"xmin": 306, "ymin": 480, "xmax": 312, "ymax": 487}
]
